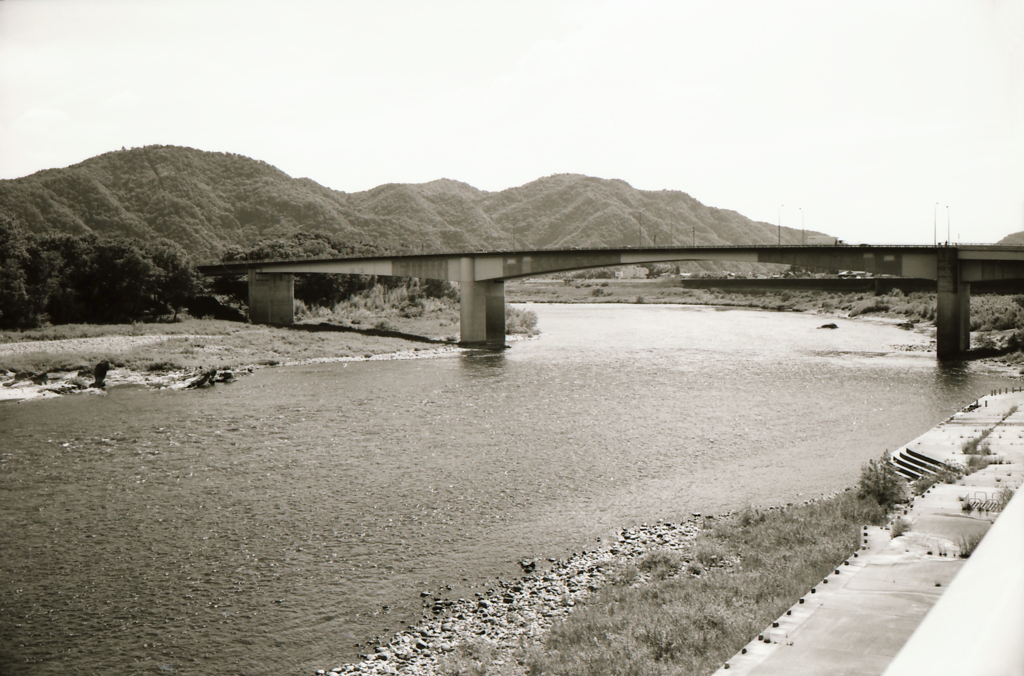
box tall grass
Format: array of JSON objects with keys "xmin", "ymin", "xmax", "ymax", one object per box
[
  {"xmin": 994, "ymin": 486, "xmax": 1015, "ymax": 512},
  {"xmin": 961, "ymin": 429, "xmax": 993, "ymax": 455},
  {"xmin": 956, "ymin": 530, "xmax": 985, "ymax": 558},
  {"xmin": 520, "ymin": 492, "xmax": 886, "ymax": 676}
]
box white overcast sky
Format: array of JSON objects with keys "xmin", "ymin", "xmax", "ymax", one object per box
[{"xmin": 1, "ymin": 0, "xmax": 1022, "ymax": 244}]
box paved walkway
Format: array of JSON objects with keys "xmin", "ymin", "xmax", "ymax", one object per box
[{"xmin": 711, "ymin": 392, "xmax": 1024, "ymax": 676}]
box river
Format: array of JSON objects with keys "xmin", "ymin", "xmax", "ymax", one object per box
[{"xmin": 0, "ymin": 304, "xmax": 1012, "ymax": 675}]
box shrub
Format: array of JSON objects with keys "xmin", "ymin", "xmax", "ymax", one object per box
[
  {"xmin": 966, "ymin": 455, "xmax": 997, "ymax": 473},
  {"xmin": 956, "ymin": 530, "xmax": 985, "ymax": 558},
  {"xmin": 848, "ymin": 298, "xmax": 890, "ymax": 317},
  {"xmin": 857, "ymin": 456, "xmax": 908, "ymax": 510},
  {"xmin": 911, "ymin": 474, "xmax": 938, "ymax": 495},
  {"xmin": 506, "ymin": 306, "xmax": 539, "ymax": 335},
  {"xmin": 994, "ymin": 486, "xmax": 1015, "ymax": 512},
  {"xmin": 961, "ymin": 430, "xmax": 992, "ymax": 455},
  {"xmin": 912, "ymin": 466, "xmax": 963, "ymax": 495},
  {"xmin": 890, "ymin": 517, "xmax": 910, "ymax": 539}
]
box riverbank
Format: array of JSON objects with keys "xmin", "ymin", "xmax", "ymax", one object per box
[
  {"xmin": 313, "ymin": 393, "xmax": 1022, "ymax": 676},
  {"xmin": 0, "ymin": 319, "xmax": 469, "ymax": 402},
  {"xmin": 2, "ymin": 302, "xmax": 1013, "ymax": 676},
  {"xmin": 310, "ymin": 492, "xmax": 885, "ymax": 676},
  {"xmin": 508, "ymin": 278, "xmax": 1024, "ymax": 369},
  {"xmin": 0, "ymin": 303, "xmax": 543, "ymax": 402},
  {"xmin": 4, "ymin": 286, "xmax": 1019, "ymax": 403}
]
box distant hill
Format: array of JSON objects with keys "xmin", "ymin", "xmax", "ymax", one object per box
[
  {"xmin": 0, "ymin": 145, "xmax": 821, "ymax": 262},
  {"xmin": 998, "ymin": 231, "xmax": 1024, "ymax": 245}
]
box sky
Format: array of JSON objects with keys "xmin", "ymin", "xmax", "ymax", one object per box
[{"xmin": 1, "ymin": 0, "xmax": 1022, "ymax": 244}]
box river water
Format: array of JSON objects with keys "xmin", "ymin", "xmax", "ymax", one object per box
[{"xmin": 0, "ymin": 304, "xmax": 1012, "ymax": 675}]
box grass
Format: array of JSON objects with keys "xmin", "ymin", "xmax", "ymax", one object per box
[
  {"xmin": 0, "ymin": 319, "xmax": 452, "ymax": 375},
  {"xmin": 956, "ymin": 530, "xmax": 986, "ymax": 558},
  {"xmin": 890, "ymin": 517, "xmax": 911, "ymax": 539},
  {"xmin": 510, "ymin": 492, "xmax": 887, "ymax": 676},
  {"xmin": 911, "ymin": 466, "xmax": 962, "ymax": 495},
  {"xmin": 994, "ymin": 486, "xmax": 1015, "ymax": 512},
  {"xmin": 961, "ymin": 429, "xmax": 993, "ymax": 455},
  {"xmin": 0, "ymin": 318, "xmax": 243, "ymax": 343},
  {"xmin": 966, "ymin": 455, "xmax": 1000, "ymax": 473}
]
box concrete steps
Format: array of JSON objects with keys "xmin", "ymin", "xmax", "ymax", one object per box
[{"xmin": 889, "ymin": 446, "xmax": 948, "ymax": 481}]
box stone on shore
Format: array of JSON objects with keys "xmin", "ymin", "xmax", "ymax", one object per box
[{"xmin": 91, "ymin": 360, "xmax": 110, "ymax": 388}]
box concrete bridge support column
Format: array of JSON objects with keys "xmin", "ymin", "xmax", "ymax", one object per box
[
  {"xmin": 459, "ymin": 257, "xmax": 506, "ymax": 347},
  {"xmin": 248, "ymin": 271, "xmax": 294, "ymax": 325},
  {"xmin": 936, "ymin": 249, "xmax": 970, "ymax": 359}
]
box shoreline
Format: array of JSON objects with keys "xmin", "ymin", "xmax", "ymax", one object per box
[
  {"xmin": 2, "ymin": 296, "xmax": 1016, "ymax": 403},
  {"xmin": 313, "ymin": 392, "xmax": 1022, "ymax": 676},
  {"xmin": 0, "ymin": 334, "xmax": 544, "ymax": 403},
  {"xmin": 0, "ymin": 343, "xmax": 467, "ymax": 403},
  {"xmin": 313, "ymin": 489, "xmax": 865, "ymax": 676}
]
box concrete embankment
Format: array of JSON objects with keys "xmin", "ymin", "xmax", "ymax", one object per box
[{"xmin": 713, "ymin": 392, "xmax": 1024, "ymax": 676}]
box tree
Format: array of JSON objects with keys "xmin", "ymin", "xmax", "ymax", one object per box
[
  {"xmin": 0, "ymin": 212, "xmax": 34, "ymax": 328},
  {"xmin": 147, "ymin": 239, "xmax": 205, "ymax": 319}
]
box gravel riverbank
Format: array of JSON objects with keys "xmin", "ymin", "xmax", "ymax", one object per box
[
  {"xmin": 314, "ymin": 517, "xmax": 709, "ymax": 676},
  {"xmin": 0, "ymin": 339, "xmax": 467, "ymax": 402}
]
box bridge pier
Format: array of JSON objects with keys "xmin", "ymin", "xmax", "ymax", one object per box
[
  {"xmin": 248, "ymin": 271, "xmax": 294, "ymax": 325},
  {"xmin": 936, "ymin": 249, "xmax": 970, "ymax": 358},
  {"xmin": 459, "ymin": 257, "xmax": 506, "ymax": 347}
]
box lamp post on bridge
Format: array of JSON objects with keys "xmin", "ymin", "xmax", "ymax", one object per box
[
  {"xmin": 934, "ymin": 202, "xmax": 938, "ymax": 246},
  {"xmin": 774, "ymin": 206, "xmax": 782, "ymax": 249},
  {"xmin": 800, "ymin": 207, "xmax": 804, "ymax": 244},
  {"xmin": 946, "ymin": 206, "xmax": 950, "ymax": 244}
]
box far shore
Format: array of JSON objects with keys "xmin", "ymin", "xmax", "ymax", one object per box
[{"xmin": 4, "ymin": 279, "xmax": 1022, "ymax": 401}]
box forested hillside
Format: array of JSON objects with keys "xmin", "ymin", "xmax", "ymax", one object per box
[{"xmin": 0, "ymin": 145, "xmax": 815, "ymax": 259}]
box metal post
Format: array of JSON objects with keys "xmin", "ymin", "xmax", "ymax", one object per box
[
  {"xmin": 934, "ymin": 202, "xmax": 938, "ymax": 246},
  {"xmin": 778, "ymin": 204, "xmax": 784, "ymax": 245}
]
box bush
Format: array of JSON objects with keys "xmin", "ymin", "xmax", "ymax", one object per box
[
  {"xmin": 848, "ymin": 298, "xmax": 890, "ymax": 317},
  {"xmin": 857, "ymin": 456, "xmax": 908, "ymax": 510},
  {"xmin": 966, "ymin": 454, "xmax": 998, "ymax": 473},
  {"xmin": 956, "ymin": 530, "xmax": 985, "ymax": 558},
  {"xmin": 994, "ymin": 486, "xmax": 1015, "ymax": 512},
  {"xmin": 506, "ymin": 306, "xmax": 539, "ymax": 335},
  {"xmin": 911, "ymin": 466, "xmax": 962, "ymax": 494}
]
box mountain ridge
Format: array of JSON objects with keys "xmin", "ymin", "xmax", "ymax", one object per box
[{"xmin": 0, "ymin": 145, "xmax": 817, "ymax": 260}]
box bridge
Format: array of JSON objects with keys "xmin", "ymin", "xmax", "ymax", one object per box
[{"xmin": 199, "ymin": 244, "xmax": 1024, "ymax": 359}]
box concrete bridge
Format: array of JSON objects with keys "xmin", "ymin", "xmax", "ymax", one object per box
[{"xmin": 199, "ymin": 244, "xmax": 1024, "ymax": 359}]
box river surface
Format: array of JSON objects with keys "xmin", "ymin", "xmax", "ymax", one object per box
[{"xmin": 0, "ymin": 304, "xmax": 1012, "ymax": 675}]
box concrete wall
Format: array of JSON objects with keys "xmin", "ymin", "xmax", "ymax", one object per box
[{"xmin": 882, "ymin": 487, "xmax": 1024, "ymax": 676}]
